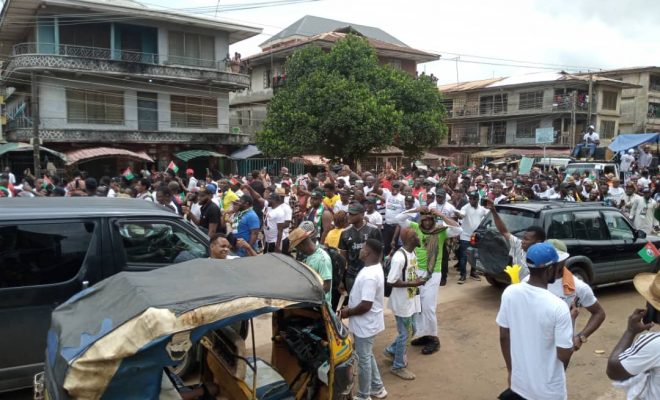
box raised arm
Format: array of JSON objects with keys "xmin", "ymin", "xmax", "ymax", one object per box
[{"xmin": 484, "ymin": 199, "xmax": 510, "ymax": 240}]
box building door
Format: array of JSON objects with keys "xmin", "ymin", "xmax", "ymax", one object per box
[{"xmin": 137, "ymin": 92, "xmax": 158, "ymax": 131}]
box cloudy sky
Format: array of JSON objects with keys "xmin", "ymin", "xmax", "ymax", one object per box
[{"xmin": 156, "ymin": 0, "xmax": 659, "ymax": 84}]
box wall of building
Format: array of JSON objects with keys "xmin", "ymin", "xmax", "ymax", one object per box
[{"xmin": 38, "ymin": 76, "xmax": 230, "ymax": 133}]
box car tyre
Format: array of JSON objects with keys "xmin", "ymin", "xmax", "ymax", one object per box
[
  {"xmin": 569, "ymin": 265, "xmax": 590, "ymax": 285},
  {"xmin": 485, "ymin": 276, "xmax": 508, "ymax": 288}
]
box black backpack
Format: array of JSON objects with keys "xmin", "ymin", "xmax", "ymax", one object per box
[
  {"xmin": 384, "ymin": 249, "xmax": 407, "ymax": 297},
  {"xmin": 323, "ymin": 246, "xmax": 346, "ymax": 294}
]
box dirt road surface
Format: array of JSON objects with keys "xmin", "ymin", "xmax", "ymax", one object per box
[{"xmin": 3, "ymin": 267, "xmax": 651, "ymax": 400}]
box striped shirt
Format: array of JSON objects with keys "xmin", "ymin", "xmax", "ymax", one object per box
[{"xmin": 619, "ymin": 332, "xmax": 660, "ymax": 400}]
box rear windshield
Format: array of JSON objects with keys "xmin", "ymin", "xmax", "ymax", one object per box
[{"xmin": 480, "ymin": 208, "xmax": 539, "ymax": 237}]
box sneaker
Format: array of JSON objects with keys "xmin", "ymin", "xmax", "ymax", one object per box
[
  {"xmin": 382, "ymin": 349, "xmax": 394, "ymax": 364},
  {"xmin": 371, "ymin": 387, "xmax": 388, "ymax": 399},
  {"xmin": 391, "ymin": 367, "xmax": 416, "ymax": 380},
  {"xmin": 457, "ymin": 276, "xmax": 466, "ymax": 284},
  {"xmin": 470, "ymin": 274, "xmax": 482, "ymax": 281}
]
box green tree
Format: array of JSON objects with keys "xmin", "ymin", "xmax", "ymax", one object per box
[{"xmin": 257, "ymin": 34, "xmax": 446, "ymax": 164}]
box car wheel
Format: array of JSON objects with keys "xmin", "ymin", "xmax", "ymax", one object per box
[
  {"xmin": 569, "ymin": 265, "xmax": 590, "ymax": 285},
  {"xmin": 485, "ymin": 276, "xmax": 508, "ymax": 288}
]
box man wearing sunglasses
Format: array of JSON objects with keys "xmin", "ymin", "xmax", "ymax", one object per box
[{"xmin": 496, "ymin": 243, "xmax": 575, "ymax": 400}]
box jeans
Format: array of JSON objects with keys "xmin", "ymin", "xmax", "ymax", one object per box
[
  {"xmin": 386, "ymin": 316, "xmax": 415, "ymax": 370},
  {"xmin": 441, "ymin": 241, "xmax": 449, "ymax": 281},
  {"xmin": 354, "ymin": 335, "xmax": 384, "ymax": 399},
  {"xmin": 572, "ymin": 143, "xmax": 597, "ymax": 157},
  {"xmin": 457, "ymin": 239, "xmax": 473, "ymax": 278}
]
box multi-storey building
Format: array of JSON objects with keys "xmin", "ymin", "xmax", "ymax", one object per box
[
  {"xmin": 598, "ymin": 66, "xmax": 660, "ymax": 134},
  {"xmin": 229, "ymin": 15, "xmax": 439, "ymax": 138},
  {"xmin": 436, "ymin": 71, "xmax": 639, "ymax": 160},
  {"xmin": 0, "ymin": 0, "xmax": 261, "ymax": 176}
]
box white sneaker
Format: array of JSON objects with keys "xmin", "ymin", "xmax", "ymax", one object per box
[{"xmin": 372, "ymin": 387, "xmax": 388, "ymax": 399}]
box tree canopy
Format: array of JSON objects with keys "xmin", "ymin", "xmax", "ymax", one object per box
[{"xmin": 256, "ymin": 34, "xmax": 446, "ymax": 163}]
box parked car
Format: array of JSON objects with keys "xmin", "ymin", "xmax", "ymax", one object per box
[
  {"xmin": 469, "ymin": 201, "xmax": 660, "ymax": 287},
  {"xmin": 563, "ymin": 162, "xmax": 619, "ymax": 182},
  {"xmin": 0, "ymin": 198, "xmax": 210, "ymax": 392}
]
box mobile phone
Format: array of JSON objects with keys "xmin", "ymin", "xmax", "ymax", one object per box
[{"xmin": 643, "ymin": 302, "xmax": 657, "ymax": 325}]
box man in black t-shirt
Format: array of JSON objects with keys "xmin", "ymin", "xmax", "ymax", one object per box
[
  {"xmin": 339, "ymin": 202, "xmax": 383, "ymax": 293},
  {"xmin": 184, "ymin": 187, "xmax": 221, "ymax": 237}
]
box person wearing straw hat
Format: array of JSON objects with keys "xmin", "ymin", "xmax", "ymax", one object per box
[
  {"xmin": 606, "ymin": 272, "xmax": 660, "ymax": 400},
  {"xmin": 290, "ymin": 221, "xmax": 333, "ymax": 303}
]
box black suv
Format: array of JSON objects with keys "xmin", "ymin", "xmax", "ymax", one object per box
[
  {"xmin": 0, "ymin": 198, "xmax": 210, "ymax": 392},
  {"xmin": 469, "ymin": 201, "xmax": 660, "ymax": 287}
]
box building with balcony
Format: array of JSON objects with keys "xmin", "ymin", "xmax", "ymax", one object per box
[
  {"xmin": 0, "ymin": 0, "xmax": 261, "ymax": 176},
  {"xmin": 436, "ymin": 71, "xmax": 639, "ymax": 161},
  {"xmin": 598, "ymin": 66, "xmax": 660, "ymax": 134},
  {"xmin": 229, "ymin": 15, "xmax": 439, "ymax": 138}
]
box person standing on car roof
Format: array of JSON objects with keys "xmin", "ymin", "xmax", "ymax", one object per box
[
  {"xmin": 523, "ymin": 239, "xmax": 606, "ymax": 352},
  {"xmin": 484, "ymin": 199, "xmax": 546, "ymax": 281}
]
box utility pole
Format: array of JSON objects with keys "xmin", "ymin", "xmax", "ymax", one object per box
[
  {"xmin": 570, "ymin": 91, "xmax": 577, "ymax": 149},
  {"xmin": 31, "ymin": 72, "xmax": 41, "ymax": 177},
  {"xmin": 587, "ymin": 74, "xmax": 593, "ymax": 126}
]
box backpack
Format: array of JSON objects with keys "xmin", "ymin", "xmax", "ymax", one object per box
[
  {"xmin": 323, "ymin": 246, "xmax": 346, "ymax": 294},
  {"xmin": 383, "ymin": 249, "xmax": 407, "ymax": 297}
]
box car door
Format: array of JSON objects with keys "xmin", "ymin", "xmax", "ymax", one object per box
[
  {"xmin": 572, "ymin": 210, "xmax": 615, "ymax": 284},
  {"xmin": 110, "ymin": 218, "xmax": 209, "ymax": 272},
  {"xmin": 602, "ymin": 210, "xmax": 652, "ymax": 281},
  {"xmin": 0, "ymin": 219, "xmax": 101, "ymax": 391}
]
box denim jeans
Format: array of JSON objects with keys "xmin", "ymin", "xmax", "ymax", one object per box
[
  {"xmin": 386, "ymin": 316, "xmax": 415, "ymax": 370},
  {"xmin": 354, "ymin": 335, "xmax": 384, "ymax": 399},
  {"xmin": 572, "ymin": 142, "xmax": 597, "ymax": 157},
  {"xmin": 457, "ymin": 239, "xmax": 473, "ymax": 278}
]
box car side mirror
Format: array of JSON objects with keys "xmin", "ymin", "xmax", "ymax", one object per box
[{"xmin": 635, "ymin": 229, "xmax": 647, "ymax": 240}]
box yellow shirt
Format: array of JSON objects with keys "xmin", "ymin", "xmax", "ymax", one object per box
[
  {"xmin": 221, "ymin": 189, "xmax": 239, "ymax": 212},
  {"xmin": 323, "ymin": 194, "xmax": 340, "ymax": 210},
  {"xmin": 324, "ymin": 228, "xmax": 344, "ymax": 249}
]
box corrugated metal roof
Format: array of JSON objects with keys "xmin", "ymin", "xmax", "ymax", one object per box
[
  {"xmin": 175, "ymin": 150, "xmax": 227, "ymax": 162},
  {"xmin": 0, "ymin": 142, "xmax": 67, "ymax": 160},
  {"xmin": 260, "ymin": 15, "xmax": 408, "ymax": 49},
  {"xmin": 65, "ymin": 147, "xmax": 153, "ymax": 166},
  {"xmin": 438, "ymin": 77, "xmax": 505, "ymax": 93},
  {"xmin": 230, "ymin": 145, "xmax": 262, "ymax": 160}
]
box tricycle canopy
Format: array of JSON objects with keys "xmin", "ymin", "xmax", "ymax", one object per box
[{"xmin": 45, "ymin": 254, "xmax": 325, "ymax": 399}]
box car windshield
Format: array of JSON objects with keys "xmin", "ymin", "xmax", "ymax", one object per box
[
  {"xmin": 564, "ymin": 166, "xmax": 596, "ymax": 181},
  {"xmin": 480, "ymin": 208, "xmax": 538, "ymax": 237}
]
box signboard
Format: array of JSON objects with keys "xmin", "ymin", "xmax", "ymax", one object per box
[
  {"xmin": 231, "ymin": 127, "xmax": 241, "ymax": 134},
  {"xmin": 535, "ymin": 127, "xmax": 555, "ymax": 145},
  {"xmin": 519, "ymin": 157, "xmax": 534, "ymax": 174}
]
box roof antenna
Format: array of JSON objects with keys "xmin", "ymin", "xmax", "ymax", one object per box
[{"xmin": 215, "ymin": 0, "xmax": 221, "ymax": 17}]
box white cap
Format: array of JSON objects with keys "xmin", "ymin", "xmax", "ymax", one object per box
[
  {"xmin": 556, "ymin": 250, "xmax": 569, "ymax": 263},
  {"xmin": 588, "ymin": 125, "xmax": 595, "ymax": 129},
  {"xmin": 628, "ymin": 149, "xmax": 635, "ymax": 154}
]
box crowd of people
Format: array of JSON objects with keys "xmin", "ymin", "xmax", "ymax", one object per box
[{"xmin": 1, "ymin": 158, "xmax": 659, "ymax": 399}]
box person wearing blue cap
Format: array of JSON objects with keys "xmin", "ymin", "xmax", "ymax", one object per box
[{"xmin": 496, "ymin": 242, "xmax": 575, "ymax": 400}]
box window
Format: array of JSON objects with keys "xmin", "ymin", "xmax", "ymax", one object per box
[
  {"xmin": 479, "ymin": 94, "xmax": 508, "ymax": 115},
  {"xmin": 649, "ymin": 75, "xmax": 660, "ymax": 91},
  {"xmin": 263, "ymin": 69, "xmax": 272, "ymax": 89},
  {"xmin": 0, "ymin": 222, "xmax": 95, "ymax": 288},
  {"xmin": 600, "ymin": 120, "xmax": 616, "ymax": 139},
  {"xmin": 442, "ymin": 99, "xmax": 453, "ymax": 117},
  {"xmin": 116, "ymin": 222, "xmax": 207, "ymax": 265},
  {"xmin": 573, "ymin": 211, "xmax": 608, "ymax": 240},
  {"xmin": 602, "ymin": 90, "xmax": 618, "ymax": 110},
  {"xmin": 171, "ymin": 95, "xmax": 218, "ymax": 128},
  {"xmin": 490, "ymin": 121, "xmax": 507, "ymax": 144},
  {"xmin": 515, "ymin": 120, "xmax": 540, "ymax": 138},
  {"xmin": 168, "ymin": 31, "xmax": 215, "ymax": 68},
  {"xmin": 648, "ymin": 102, "xmax": 659, "ymax": 119},
  {"xmin": 603, "ymin": 212, "xmax": 634, "ymax": 241},
  {"xmin": 66, "ymin": 89, "xmax": 124, "ymax": 124},
  {"xmin": 548, "ymin": 213, "xmax": 574, "ymax": 239},
  {"xmin": 387, "ymin": 59, "xmax": 402, "ymax": 70},
  {"xmin": 519, "ymin": 91, "xmax": 544, "ymax": 110},
  {"xmin": 480, "ymin": 209, "xmax": 537, "ymax": 237}
]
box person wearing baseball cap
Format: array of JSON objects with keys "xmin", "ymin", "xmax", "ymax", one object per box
[
  {"xmin": 523, "ymin": 239, "xmax": 606, "ymax": 352},
  {"xmin": 185, "ymin": 168, "xmax": 198, "ymax": 192},
  {"xmin": 290, "ymin": 221, "xmax": 333, "ymax": 303},
  {"xmin": 496, "ymin": 242, "xmax": 574, "ymax": 400},
  {"xmin": 571, "ymin": 124, "xmax": 600, "ymax": 159},
  {"xmin": 607, "ymin": 272, "xmax": 660, "ymax": 398}
]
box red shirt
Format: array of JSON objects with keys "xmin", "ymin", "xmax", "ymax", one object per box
[{"xmin": 381, "ymin": 179, "xmax": 392, "ymax": 190}]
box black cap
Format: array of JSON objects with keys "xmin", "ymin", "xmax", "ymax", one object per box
[
  {"xmin": 348, "ymin": 201, "xmax": 365, "ymax": 214},
  {"xmin": 468, "ymin": 191, "xmax": 479, "ymax": 198}
]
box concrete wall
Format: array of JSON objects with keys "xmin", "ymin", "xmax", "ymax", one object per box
[{"xmin": 38, "ymin": 76, "xmax": 230, "ymax": 133}]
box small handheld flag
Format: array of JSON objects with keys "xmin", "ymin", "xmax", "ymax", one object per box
[
  {"xmin": 167, "ymin": 161, "xmax": 179, "ymax": 174},
  {"xmin": 637, "ymin": 241, "xmax": 660, "ymax": 264},
  {"xmin": 123, "ymin": 167, "xmax": 135, "ymax": 181}
]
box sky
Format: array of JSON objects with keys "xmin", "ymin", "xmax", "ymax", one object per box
[{"xmin": 153, "ymin": 0, "xmax": 659, "ymax": 84}]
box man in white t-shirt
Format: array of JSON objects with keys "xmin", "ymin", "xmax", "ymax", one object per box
[
  {"xmin": 609, "ymin": 177, "xmax": 625, "ymax": 206},
  {"xmin": 382, "ymin": 182, "xmax": 406, "ymax": 256},
  {"xmin": 365, "ymin": 196, "xmax": 383, "ymax": 229},
  {"xmin": 571, "ymin": 125, "xmax": 600, "ymax": 158},
  {"xmin": 340, "ymin": 239, "xmax": 388, "ymax": 400},
  {"xmin": 496, "ymin": 243, "xmax": 575, "ymax": 400},
  {"xmin": 263, "ymin": 193, "xmax": 287, "ymax": 253},
  {"xmin": 607, "ymin": 272, "xmax": 660, "ymax": 400},
  {"xmin": 384, "ymin": 228, "xmax": 425, "ymax": 381},
  {"xmin": 620, "ymin": 149, "xmax": 636, "ymax": 173},
  {"xmin": 456, "ymin": 191, "xmax": 489, "ymax": 283},
  {"xmin": 524, "ymin": 239, "xmax": 606, "ymax": 352}
]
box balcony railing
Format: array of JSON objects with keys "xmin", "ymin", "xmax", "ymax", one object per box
[
  {"xmin": 6, "ymin": 116, "xmax": 32, "ymax": 131},
  {"xmin": 11, "ymin": 43, "xmax": 246, "ymax": 72}
]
